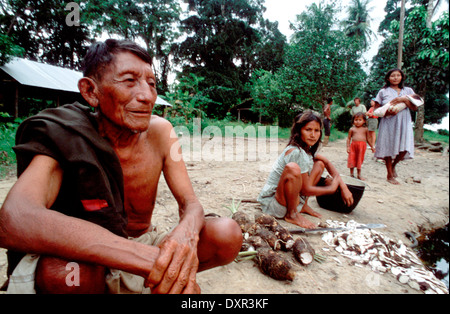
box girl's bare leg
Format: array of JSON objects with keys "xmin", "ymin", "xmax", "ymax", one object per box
[
  {"xmin": 357, "ymin": 169, "xmax": 365, "ymax": 181},
  {"xmin": 299, "ymin": 160, "xmax": 324, "ymax": 218},
  {"xmin": 275, "ymin": 163, "xmax": 316, "ymax": 229}
]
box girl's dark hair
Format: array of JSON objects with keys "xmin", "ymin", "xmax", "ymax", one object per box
[
  {"xmin": 383, "ymin": 68, "xmax": 406, "ymax": 89},
  {"xmin": 81, "ymin": 39, "xmax": 153, "ymax": 79},
  {"xmin": 288, "ymin": 110, "xmax": 323, "ymax": 155}
]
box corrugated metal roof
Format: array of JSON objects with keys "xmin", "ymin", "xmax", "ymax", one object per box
[
  {"xmin": 0, "ymin": 57, "xmax": 172, "ymax": 106},
  {"xmin": 0, "ymin": 57, "xmax": 82, "ymax": 93}
]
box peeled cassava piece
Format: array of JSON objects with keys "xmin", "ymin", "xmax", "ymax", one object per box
[
  {"xmin": 257, "ymin": 248, "xmax": 296, "ymax": 281},
  {"xmin": 293, "ymin": 238, "xmax": 315, "ymax": 265},
  {"xmin": 272, "ymin": 224, "xmax": 295, "ymax": 251}
]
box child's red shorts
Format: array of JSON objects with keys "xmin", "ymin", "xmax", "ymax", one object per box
[{"xmin": 347, "ymin": 141, "xmax": 367, "ymax": 169}]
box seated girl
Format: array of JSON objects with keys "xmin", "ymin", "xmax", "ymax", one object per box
[{"xmin": 257, "ymin": 111, "xmax": 354, "ymax": 229}]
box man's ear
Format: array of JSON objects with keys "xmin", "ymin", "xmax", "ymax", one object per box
[{"xmin": 78, "ymin": 77, "xmax": 99, "ymax": 108}]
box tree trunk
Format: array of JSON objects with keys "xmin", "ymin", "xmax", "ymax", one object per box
[
  {"xmin": 414, "ymin": 0, "xmax": 435, "ymax": 143},
  {"xmin": 414, "ymin": 105, "xmax": 425, "ymax": 143},
  {"xmin": 397, "ymin": 0, "xmax": 406, "ymax": 69}
]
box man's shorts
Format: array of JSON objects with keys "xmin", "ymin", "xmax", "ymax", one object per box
[
  {"xmin": 323, "ymin": 118, "xmax": 331, "ymax": 136},
  {"xmin": 6, "ymin": 227, "xmax": 169, "ymax": 294}
]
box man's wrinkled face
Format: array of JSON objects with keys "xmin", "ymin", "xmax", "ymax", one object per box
[{"xmin": 95, "ymin": 52, "xmax": 157, "ymax": 133}]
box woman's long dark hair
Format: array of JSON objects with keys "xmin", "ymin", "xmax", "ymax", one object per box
[
  {"xmin": 288, "ymin": 110, "xmax": 323, "ymax": 156},
  {"xmin": 383, "ymin": 68, "xmax": 406, "ymax": 89}
]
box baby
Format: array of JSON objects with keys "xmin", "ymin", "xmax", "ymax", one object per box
[{"xmin": 374, "ymin": 94, "xmax": 424, "ymax": 117}]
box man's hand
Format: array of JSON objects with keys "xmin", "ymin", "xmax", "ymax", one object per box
[{"xmin": 145, "ymin": 224, "xmax": 201, "ymax": 294}]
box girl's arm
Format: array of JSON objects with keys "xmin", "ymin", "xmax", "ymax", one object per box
[
  {"xmin": 312, "ymin": 154, "xmax": 354, "ymax": 206},
  {"xmin": 300, "ymin": 172, "xmax": 339, "ymax": 197},
  {"xmin": 346, "ymin": 128, "xmax": 353, "ymax": 154}
]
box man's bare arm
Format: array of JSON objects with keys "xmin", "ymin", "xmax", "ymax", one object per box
[
  {"xmin": 145, "ymin": 120, "xmax": 205, "ymax": 293},
  {"xmin": 0, "ymin": 155, "xmax": 159, "ymax": 279}
]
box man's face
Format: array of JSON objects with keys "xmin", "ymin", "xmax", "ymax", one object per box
[{"xmin": 95, "ymin": 52, "xmax": 157, "ymax": 133}]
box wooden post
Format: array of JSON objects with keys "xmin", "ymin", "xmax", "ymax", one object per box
[
  {"xmin": 397, "ymin": 0, "xmax": 406, "ymax": 69},
  {"xmin": 14, "ymin": 82, "xmax": 19, "ymax": 118}
]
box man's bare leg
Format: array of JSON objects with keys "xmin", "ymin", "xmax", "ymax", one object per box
[
  {"xmin": 197, "ymin": 217, "xmax": 242, "ymax": 272},
  {"xmin": 35, "ymin": 218, "xmax": 241, "ymax": 294},
  {"xmin": 35, "ymin": 256, "xmax": 106, "ymax": 294}
]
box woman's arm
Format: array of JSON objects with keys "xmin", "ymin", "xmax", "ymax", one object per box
[{"xmin": 389, "ymin": 96, "xmax": 416, "ymax": 111}]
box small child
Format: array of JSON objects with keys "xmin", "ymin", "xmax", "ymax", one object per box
[
  {"xmin": 347, "ymin": 112, "xmax": 375, "ymax": 180},
  {"xmin": 373, "ymin": 94, "xmax": 424, "ymax": 117}
]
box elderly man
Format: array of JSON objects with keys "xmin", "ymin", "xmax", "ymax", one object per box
[{"xmin": 0, "ymin": 39, "xmax": 242, "ymax": 294}]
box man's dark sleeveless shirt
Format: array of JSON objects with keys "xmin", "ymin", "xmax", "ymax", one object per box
[{"xmin": 6, "ymin": 102, "xmax": 128, "ymax": 276}]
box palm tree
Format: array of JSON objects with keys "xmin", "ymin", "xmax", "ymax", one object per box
[{"xmin": 342, "ymin": 0, "xmax": 376, "ymax": 51}]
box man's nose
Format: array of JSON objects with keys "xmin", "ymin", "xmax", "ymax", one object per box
[{"xmin": 136, "ymin": 81, "xmax": 155, "ymax": 103}]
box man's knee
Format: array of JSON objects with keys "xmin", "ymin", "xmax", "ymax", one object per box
[
  {"xmin": 199, "ymin": 217, "xmax": 242, "ymax": 268},
  {"xmin": 35, "ymin": 256, "xmax": 106, "ymax": 294}
]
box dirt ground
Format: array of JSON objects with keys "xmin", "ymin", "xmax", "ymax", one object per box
[{"xmin": 0, "ymin": 136, "xmax": 448, "ymax": 294}]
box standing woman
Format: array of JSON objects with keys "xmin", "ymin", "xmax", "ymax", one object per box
[{"xmin": 374, "ymin": 68, "xmax": 423, "ymax": 185}]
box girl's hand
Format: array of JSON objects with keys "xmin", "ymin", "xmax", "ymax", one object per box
[
  {"xmin": 340, "ymin": 186, "xmax": 354, "ymax": 207},
  {"xmin": 328, "ymin": 176, "xmax": 340, "ymax": 193}
]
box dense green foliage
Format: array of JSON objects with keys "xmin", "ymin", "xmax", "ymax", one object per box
[
  {"xmin": 0, "ymin": 113, "xmax": 21, "ymax": 177},
  {"xmin": 1, "ymin": 0, "xmax": 448, "ymax": 130},
  {"xmin": 364, "ymin": 0, "xmax": 449, "ymax": 141}
]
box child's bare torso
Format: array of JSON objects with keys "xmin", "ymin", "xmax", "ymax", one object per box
[{"xmin": 350, "ymin": 126, "xmax": 368, "ymax": 142}]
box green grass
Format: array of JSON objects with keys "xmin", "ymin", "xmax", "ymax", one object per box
[
  {"xmin": 423, "ymin": 129, "xmax": 449, "ymax": 145},
  {"xmin": 167, "ymin": 117, "xmax": 345, "ymax": 141},
  {"xmin": 0, "ymin": 117, "xmax": 20, "ymax": 178},
  {"xmin": 1, "ymin": 116, "xmax": 447, "ymax": 179}
]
